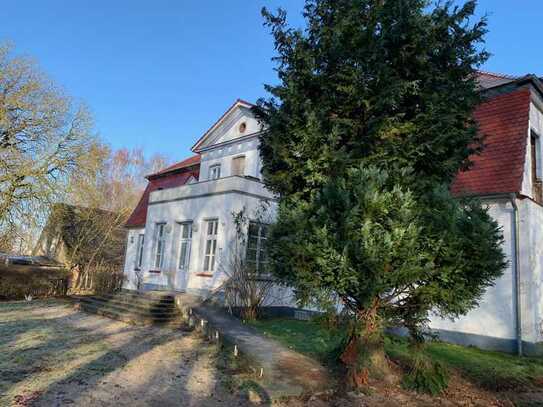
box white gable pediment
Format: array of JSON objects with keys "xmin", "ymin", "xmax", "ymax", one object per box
[{"xmin": 192, "ymin": 100, "xmax": 262, "ymax": 152}]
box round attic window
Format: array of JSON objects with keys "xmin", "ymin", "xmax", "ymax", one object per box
[{"xmin": 239, "ymin": 122, "xmax": 247, "ymax": 134}]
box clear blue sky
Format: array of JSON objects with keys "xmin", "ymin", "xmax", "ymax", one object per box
[{"xmin": 1, "ymin": 1, "xmax": 541, "ymax": 163}]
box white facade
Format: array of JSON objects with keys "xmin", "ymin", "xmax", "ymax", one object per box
[
  {"xmin": 429, "ymin": 196, "xmax": 543, "ymax": 354},
  {"xmin": 123, "ymin": 96, "xmax": 543, "ymax": 354},
  {"xmin": 123, "ymin": 101, "xmax": 276, "ymax": 296},
  {"xmin": 429, "ymin": 199, "xmax": 517, "ymax": 346}
]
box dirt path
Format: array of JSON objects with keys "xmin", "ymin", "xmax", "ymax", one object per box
[{"xmin": 0, "ymin": 299, "xmax": 245, "ymax": 407}]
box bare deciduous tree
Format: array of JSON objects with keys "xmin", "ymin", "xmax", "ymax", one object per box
[
  {"xmin": 60, "ymin": 145, "xmax": 169, "ymax": 292},
  {"xmin": 0, "ymin": 43, "xmax": 94, "ymax": 243}
]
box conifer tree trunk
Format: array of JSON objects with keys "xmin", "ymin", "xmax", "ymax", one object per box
[{"xmin": 341, "ymin": 300, "xmax": 395, "ymax": 388}]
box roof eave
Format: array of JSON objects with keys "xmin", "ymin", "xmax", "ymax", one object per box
[
  {"xmin": 124, "ymin": 223, "xmax": 145, "ymax": 229},
  {"xmin": 481, "ymin": 74, "xmax": 543, "ymax": 98},
  {"xmin": 193, "ymin": 131, "xmax": 264, "ymax": 154},
  {"xmin": 452, "ymin": 191, "xmax": 518, "ymax": 200},
  {"xmin": 145, "ymin": 163, "xmax": 199, "ymax": 180}
]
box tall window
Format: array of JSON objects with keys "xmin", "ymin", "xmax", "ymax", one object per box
[
  {"xmin": 231, "ymin": 155, "xmax": 246, "ymax": 176},
  {"xmin": 135, "ymin": 234, "xmax": 144, "ymax": 270},
  {"xmin": 532, "ymin": 132, "xmax": 542, "ymax": 203},
  {"xmin": 154, "ymin": 223, "xmax": 167, "ymax": 269},
  {"xmin": 246, "ymin": 222, "xmax": 268, "ymax": 274},
  {"xmin": 178, "ymin": 222, "xmax": 192, "ymax": 271},
  {"xmin": 209, "ymin": 164, "xmax": 221, "ymax": 180},
  {"xmin": 203, "ymin": 219, "xmax": 219, "ymax": 272}
]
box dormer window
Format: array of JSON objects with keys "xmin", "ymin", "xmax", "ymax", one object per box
[
  {"xmin": 209, "ymin": 164, "xmax": 221, "ymax": 180},
  {"xmin": 531, "ymin": 131, "xmax": 542, "ymax": 203}
]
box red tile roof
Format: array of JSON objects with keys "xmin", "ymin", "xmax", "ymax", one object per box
[
  {"xmin": 451, "ymin": 88, "xmax": 531, "ymax": 197},
  {"xmin": 125, "ymin": 167, "xmax": 200, "ymax": 228},
  {"xmin": 147, "ymin": 154, "xmax": 200, "ymax": 179}
]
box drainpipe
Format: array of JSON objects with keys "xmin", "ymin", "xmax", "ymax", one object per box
[{"xmin": 510, "ymin": 193, "xmax": 523, "ymax": 356}]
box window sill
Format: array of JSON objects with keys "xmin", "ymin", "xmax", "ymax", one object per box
[
  {"xmin": 148, "ymin": 270, "xmax": 161, "ymax": 274},
  {"xmin": 195, "ymin": 273, "xmax": 213, "ymax": 278}
]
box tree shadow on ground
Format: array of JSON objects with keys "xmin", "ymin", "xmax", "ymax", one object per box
[
  {"xmin": 92, "ymin": 332, "xmax": 272, "ymax": 407},
  {"xmin": 1, "ymin": 307, "xmax": 141, "ymax": 396},
  {"xmin": 30, "ymin": 327, "xmax": 183, "ymax": 406},
  {"xmin": 0, "ymin": 300, "xmax": 181, "ymax": 406},
  {"xmin": 2, "ymin": 299, "xmax": 274, "ymax": 406}
]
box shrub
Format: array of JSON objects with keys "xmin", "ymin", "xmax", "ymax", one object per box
[
  {"xmin": 402, "ymin": 350, "xmax": 450, "ymax": 395},
  {"xmin": 92, "ymin": 265, "xmax": 125, "ymax": 294},
  {"xmin": 0, "ymin": 264, "xmax": 69, "ymax": 300}
]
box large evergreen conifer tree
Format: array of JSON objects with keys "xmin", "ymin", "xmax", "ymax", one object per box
[{"xmin": 256, "ymin": 0, "xmax": 507, "ymax": 389}]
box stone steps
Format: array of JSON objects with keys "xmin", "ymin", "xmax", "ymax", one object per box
[
  {"xmin": 91, "ymin": 293, "xmax": 176, "ymax": 312},
  {"xmin": 79, "ymin": 296, "xmax": 177, "ymax": 317},
  {"xmin": 74, "ymin": 291, "xmax": 181, "ymax": 326}
]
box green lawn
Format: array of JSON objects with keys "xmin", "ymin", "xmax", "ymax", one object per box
[
  {"xmin": 248, "ymin": 318, "xmax": 343, "ymax": 363},
  {"xmin": 249, "ymin": 318, "xmax": 543, "ymax": 391}
]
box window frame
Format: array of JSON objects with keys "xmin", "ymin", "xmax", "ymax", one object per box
[
  {"xmin": 531, "ymin": 131, "xmax": 542, "ymax": 203},
  {"xmin": 134, "ymin": 233, "xmax": 145, "ymax": 271},
  {"xmin": 153, "ymin": 223, "xmax": 167, "ymax": 270},
  {"xmin": 203, "ymin": 219, "xmax": 219, "ymax": 273},
  {"xmin": 177, "ymin": 221, "xmax": 193, "ymax": 271},
  {"xmin": 246, "ymin": 221, "xmax": 269, "ymax": 274},
  {"xmin": 209, "ymin": 164, "xmax": 221, "ymax": 180},
  {"xmin": 531, "ymin": 131, "xmax": 542, "ymax": 179},
  {"xmin": 231, "ymin": 155, "xmax": 246, "ymax": 176}
]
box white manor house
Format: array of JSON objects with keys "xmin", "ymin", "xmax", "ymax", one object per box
[{"xmin": 123, "ymin": 72, "xmax": 543, "ymax": 355}]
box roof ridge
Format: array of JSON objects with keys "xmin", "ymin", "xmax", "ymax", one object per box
[
  {"xmin": 477, "ymin": 69, "xmax": 518, "ymax": 80},
  {"xmin": 146, "ymin": 154, "xmax": 200, "ymax": 179}
]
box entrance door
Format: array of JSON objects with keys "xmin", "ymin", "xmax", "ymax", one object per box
[{"xmin": 175, "ymin": 222, "xmax": 192, "ymax": 291}]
